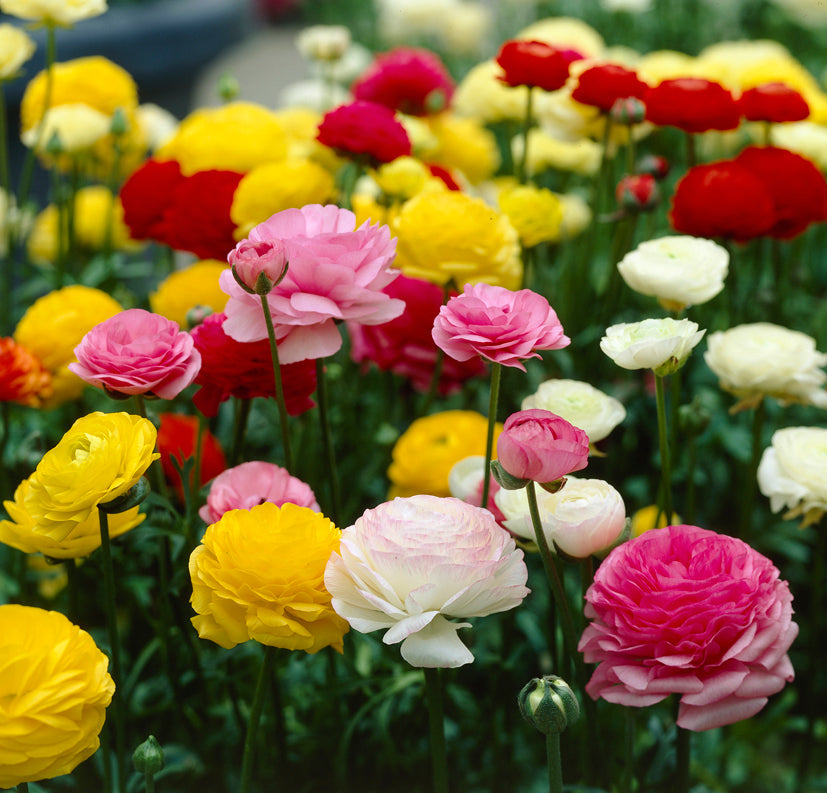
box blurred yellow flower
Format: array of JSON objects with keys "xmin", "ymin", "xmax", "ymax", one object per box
[
  {"xmin": 189, "ymin": 502, "xmax": 349, "ymax": 652},
  {"xmin": 149, "ymin": 260, "xmax": 229, "ymax": 328},
  {"xmin": 520, "ymin": 129, "xmax": 602, "ymax": 177},
  {"xmin": 274, "ymin": 106, "xmax": 341, "ymax": 171},
  {"xmin": 0, "ymin": 0, "xmax": 106, "ymax": 25},
  {"xmin": 0, "ymin": 22, "xmax": 35, "ymax": 79},
  {"xmin": 21, "ymin": 103, "xmax": 110, "ymax": 152},
  {"xmin": 392, "ymin": 191, "xmax": 522, "ymax": 289},
  {"xmin": 771, "ymin": 121, "xmax": 827, "ymax": 169},
  {"xmin": 14, "ymin": 285, "xmax": 123, "ymax": 406},
  {"xmin": 388, "ymin": 410, "xmax": 502, "ymax": 498},
  {"xmin": 0, "ymin": 604, "xmax": 114, "ymax": 789},
  {"xmin": 517, "ymin": 16, "xmax": 605, "ymax": 58},
  {"xmin": 27, "ymin": 553, "xmax": 68, "ymax": 599},
  {"xmin": 499, "ymin": 184, "xmax": 564, "ymax": 247},
  {"xmin": 558, "ymin": 192, "xmax": 593, "ymax": 240},
  {"xmin": 453, "ymin": 59, "xmax": 529, "ymax": 123},
  {"xmin": 637, "ymin": 50, "xmax": 703, "ymax": 83},
  {"xmin": 427, "ymin": 113, "xmax": 501, "ymax": 184},
  {"xmin": 372, "ymin": 156, "xmax": 432, "ymax": 200},
  {"xmin": 630, "ymin": 505, "xmax": 681, "ymax": 537}
]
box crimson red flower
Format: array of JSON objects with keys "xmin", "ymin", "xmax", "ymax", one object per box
[
  {"xmin": 120, "ymin": 159, "xmax": 185, "ymax": 240},
  {"xmin": 190, "ymin": 312, "xmax": 317, "ymax": 417},
  {"xmin": 734, "ymin": 146, "xmax": 827, "ymax": 239},
  {"xmin": 571, "ymin": 63, "xmax": 648, "ymax": 112},
  {"xmin": 645, "ymin": 78, "xmax": 741, "ymax": 133},
  {"xmin": 739, "ymin": 83, "xmax": 810, "ymax": 123},
  {"xmin": 495, "ymin": 39, "xmax": 579, "ymax": 92},
  {"xmin": 157, "ymin": 412, "xmax": 227, "ymax": 499},
  {"xmin": 352, "ymin": 47, "xmax": 455, "ymax": 116},
  {"xmin": 0, "ymin": 337, "xmax": 52, "ymax": 407},
  {"xmin": 616, "ymin": 174, "xmax": 658, "ymax": 212},
  {"xmin": 317, "ymin": 100, "xmax": 411, "ymax": 165}
]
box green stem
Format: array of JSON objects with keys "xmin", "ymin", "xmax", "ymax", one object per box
[
  {"xmin": 517, "ymin": 86, "xmax": 534, "ymax": 184},
  {"xmin": 623, "ymin": 707, "xmax": 635, "ymax": 793},
  {"xmin": 315, "ymin": 357, "xmax": 342, "ymax": 520},
  {"xmin": 230, "ymin": 397, "xmax": 252, "ymax": 467},
  {"xmin": 17, "ymin": 783, "xmax": 29, "ymax": 793},
  {"xmin": 259, "ymin": 294, "xmax": 293, "ymax": 471},
  {"xmin": 546, "ymin": 732, "xmax": 563, "ymax": 793},
  {"xmin": 675, "ymin": 723, "xmax": 690, "ymax": 793},
  {"xmin": 240, "ymin": 645, "xmax": 277, "ymax": 793},
  {"xmin": 424, "ymin": 667, "xmax": 449, "ymax": 793},
  {"xmin": 686, "ymin": 433, "xmax": 697, "ymax": 526},
  {"xmin": 739, "ymin": 399, "xmax": 765, "ymax": 542},
  {"xmin": 145, "ymin": 772, "xmax": 156, "ymax": 793},
  {"xmin": 654, "ymin": 375, "xmax": 673, "ymax": 528},
  {"xmin": 421, "ymin": 346, "xmax": 445, "ymax": 416},
  {"xmin": 480, "ymin": 362, "xmax": 502, "ymax": 509}
]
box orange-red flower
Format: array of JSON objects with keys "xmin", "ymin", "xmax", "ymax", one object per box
[{"xmin": 0, "ymin": 337, "xmax": 52, "ymax": 407}]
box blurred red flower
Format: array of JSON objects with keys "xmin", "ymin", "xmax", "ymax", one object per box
[
  {"xmin": 571, "ymin": 63, "xmax": 648, "ymax": 112},
  {"xmin": 645, "ymin": 78, "xmax": 741, "ymax": 133},
  {"xmin": 495, "ymin": 39, "xmax": 579, "ymax": 92},
  {"xmin": 739, "ymin": 82, "xmax": 810, "ymax": 123},
  {"xmin": 120, "ymin": 159, "xmax": 185, "ymax": 240},
  {"xmin": 317, "ymin": 100, "xmax": 411, "ymax": 164},
  {"xmin": 157, "ymin": 412, "xmax": 227, "ymax": 498}
]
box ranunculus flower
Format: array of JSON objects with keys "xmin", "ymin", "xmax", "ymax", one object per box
[
  {"xmin": 739, "ymin": 82, "xmax": 810, "ymax": 123},
  {"xmin": 20, "ymin": 104, "xmax": 111, "ymax": 153},
  {"xmin": 199, "ymin": 461, "xmax": 319, "ymax": 524},
  {"xmin": 0, "ymin": 22, "xmax": 35, "ymax": 79},
  {"xmin": 221, "ymin": 204, "xmax": 404, "ymax": 364},
  {"xmin": 119, "ymin": 158, "xmax": 186, "ymax": 240},
  {"xmin": 615, "ymin": 174, "xmax": 658, "ymax": 213},
  {"xmin": 495, "ymin": 476, "xmax": 626, "ymax": 558},
  {"xmin": 600, "ymin": 318, "xmax": 705, "ymax": 375},
  {"xmin": 324, "ymin": 495, "xmax": 530, "ymax": 667},
  {"xmin": 495, "ymin": 39, "xmax": 578, "ymax": 92},
  {"xmin": 498, "ymin": 184, "xmax": 564, "ymax": 247},
  {"xmin": 0, "ymin": 605, "xmax": 114, "ymax": 788},
  {"xmin": 579, "ymin": 524, "xmax": 798, "ymax": 731},
  {"xmin": 0, "ymin": 337, "xmax": 52, "ymax": 407},
  {"xmin": 228, "ymin": 238, "xmax": 289, "ymax": 294},
  {"xmin": 0, "ymin": 0, "xmax": 106, "ymax": 26},
  {"xmin": 644, "ymin": 78, "xmax": 741, "ymax": 133},
  {"xmin": 70, "ymin": 309, "xmax": 201, "ymax": 400},
  {"xmin": 448, "ymin": 456, "xmax": 505, "ymax": 522},
  {"xmin": 157, "ymin": 413, "xmax": 227, "ymax": 501},
  {"xmin": 317, "ymin": 100, "xmax": 412, "ymax": 164},
  {"xmin": 758, "ymin": 426, "xmax": 827, "ymax": 526},
  {"xmin": 295, "ymin": 24, "xmax": 351, "ymax": 61},
  {"xmin": 432, "ymin": 282, "xmax": 569, "ymax": 371},
  {"xmin": 704, "ymin": 322, "xmax": 827, "ymax": 411},
  {"xmin": 189, "ymin": 502, "xmax": 349, "ymax": 652},
  {"xmin": 571, "ymin": 63, "xmax": 648, "ymax": 112},
  {"xmin": 20, "ymin": 412, "xmax": 158, "ymax": 542},
  {"xmin": 496, "ymin": 409, "xmax": 590, "ymax": 485},
  {"xmin": 617, "ymin": 235, "xmax": 729, "ymax": 310}
]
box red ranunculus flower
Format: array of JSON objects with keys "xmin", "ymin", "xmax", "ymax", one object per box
[
  {"xmin": 317, "ymin": 100, "xmax": 411, "ymax": 165},
  {"xmin": 739, "ymin": 82, "xmax": 810, "ymax": 123},
  {"xmin": 352, "ymin": 47, "xmax": 455, "ymax": 116},
  {"xmin": 190, "ymin": 311, "xmax": 317, "ymax": 417},
  {"xmin": 571, "ymin": 63, "xmax": 648, "ymax": 112},
  {"xmin": 495, "ymin": 39, "xmax": 579, "ymax": 92},
  {"xmin": 120, "ymin": 158, "xmax": 185, "ymax": 240},
  {"xmin": 157, "ymin": 412, "xmax": 227, "ymax": 499},
  {"xmin": 645, "ymin": 78, "xmax": 741, "ymax": 133},
  {"xmin": 734, "ymin": 146, "xmax": 827, "ymax": 239}
]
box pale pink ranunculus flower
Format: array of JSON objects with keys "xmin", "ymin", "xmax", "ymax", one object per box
[
  {"xmin": 199, "ymin": 461, "xmax": 320, "ymax": 525},
  {"xmin": 220, "ymin": 204, "xmax": 404, "ymax": 364},
  {"xmin": 431, "ymin": 282, "xmax": 569, "ymax": 371},
  {"xmin": 579, "ymin": 524, "xmax": 798, "ymax": 731},
  {"xmin": 324, "ymin": 495, "xmax": 530, "ymax": 668},
  {"xmin": 228, "ymin": 238, "xmax": 289, "ymax": 294},
  {"xmin": 69, "ymin": 308, "xmax": 201, "ymax": 400}
]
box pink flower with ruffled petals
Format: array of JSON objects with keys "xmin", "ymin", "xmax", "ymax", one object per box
[
  {"xmin": 221, "ymin": 204, "xmax": 405, "ymax": 364},
  {"xmin": 579, "ymin": 524, "xmax": 798, "ymax": 731},
  {"xmin": 199, "ymin": 461, "xmax": 320, "ymax": 524},
  {"xmin": 432, "ymin": 282, "xmax": 569, "ymax": 371},
  {"xmin": 69, "ymin": 309, "xmax": 201, "ymax": 399}
]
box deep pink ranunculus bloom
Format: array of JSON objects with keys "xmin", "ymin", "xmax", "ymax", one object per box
[
  {"xmin": 221, "ymin": 204, "xmax": 405, "ymax": 364},
  {"xmin": 199, "ymin": 460, "xmax": 319, "ymax": 525},
  {"xmin": 69, "ymin": 308, "xmax": 201, "ymax": 400},
  {"xmin": 431, "ymin": 282, "xmax": 569, "ymax": 371},
  {"xmin": 579, "ymin": 524, "xmax": 798, "ymax": 732},
  {"xmin": 317, "ymin": 100, "xmax": 412, "ymax": 165},
  {"xmin": 496, "ymin": 409, "xmax": 590, "ymax": 485}
]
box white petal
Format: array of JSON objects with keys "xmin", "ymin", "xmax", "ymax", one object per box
[{"xmin": 398, "ymin": 614, "xmax": 474, "ymax": 668}]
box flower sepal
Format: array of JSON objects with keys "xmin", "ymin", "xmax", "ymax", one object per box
[
  {"xmin": 98, "ymin": 476, "xmax": 151, "ymax": 515},
  {"xmin": 537, "ymin": 476, "xmax": 567, "ymax": 495},
  {"xmin": 490, "ymin": 460, "xmax": 529, "ymax": 491}
]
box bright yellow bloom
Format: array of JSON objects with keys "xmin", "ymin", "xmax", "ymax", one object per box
[
  {"xmin": 516, "ymin": 16, "xmax": 605, "ymax": 58},
  {"xmin": 427, "ymin": 113, "xmax": 501, "ymax": 184},
  {"xmin": 453, "ymin": 59, "xmax": 530, "ymax": 123},
  {"xmin": 14, "ymin": 285, "xmax": 122, "ymax": 406},
  {"xmin": 0, "ymin": 23, "xmax": 35, "ymax": 80},
  {"xmin": 372, "ymin": 156, "xmax": 432, "ymax": 200},
  {"xmin": 521, "ymin": 129, "xmax": 602, "ymax": 177},
  {"xmin": 499, "ymin": 184, "xmax": 564, "ymax": 247},
  {"xmin": 637, "ymin": 50, "xmax": 704, "ymax": 83},
  {"xmin": 22, "ymin": 412, "xmax": 158, "ymax": 541},
  {"xmin": 189, "ymin": 502, "xmax": 349, "ymax": 653},
  {"xmin": 149, "ymin": 260, "xmax": 229, "ymax": 328},
  {"xmin": 388, "ymin": 410, "xmax": 502, "ymax": 498},
  {"xmin": 392, "ymin": 191, "xmax": 522, "ymax": 289},
  {"xmin": 156, "ymin": 101, "xmax": 289, "ymax": 175},
  {"xmin": 630, "ymin": 505, "xmax": 681, "ymax": 537},
  {"xmin": 0, "ymin": 604, "xmax": 114, "ymax": 788}
]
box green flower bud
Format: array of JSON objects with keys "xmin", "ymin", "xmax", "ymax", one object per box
[
  {"xmin": 99, "ymin": 477, "xmax": 150, "ymax": 514},
  {"xmin": 218, "ymin": 72, "xmax": 240, "ymax": 103},
  {"xmin": 110, "ymin": 107, "xmax": 129, "ymax": 137},
  {"xmin": 518, "ymin": 675, "xmax": 580, "ymax": 735},
  {"xmin": 133, "ymin": 734, "xmax": 164, "ymax": 775}
]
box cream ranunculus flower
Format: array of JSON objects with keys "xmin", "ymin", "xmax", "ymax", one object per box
[
  {"xmin": 704, "ymin": 322, "xmax": 827, "ymax": 411},
  {"xmin": 521, "ymin": 379, "xmax": 626, "ymax": 444},
  {"xmin": 296, "ymin": 24, "xmax": 351, "ymax": 62},
  {"xmin": 770, "ymin": 122, "xmax": 827, "ymax": 170},
  {"xmin": 617, "ymin": 235, "xmax": 729, "ymax": 311},
  {"xmin": 600, "ymin": 318, "xmax": 706, "ymax": 375},
  {"xmin": 758, "ymin": 426, "xmax": 827, "ymax": 527},
  {"xmin": 21, "ymin": 103, "xmax": 111, "ymax": 153},
  {"xmin": 517, "ymin": 128, "xmax": 603, "ymax": 177},
  {"xmin": 0, "ymin": 0, "xmax": 106, "ymax": 25},
  {"xmin": 0, "ymin": 23, "xmax": 35, "ymax": 79}
]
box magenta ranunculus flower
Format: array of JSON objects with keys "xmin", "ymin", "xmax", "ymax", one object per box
[
  {"xmin": 431, "ymin": 282, "xmax": 569, "ymax": 371},
  {"xmin": 220, "ymin": 204, "xmax": 405, "ymax": 364},
  {"xmin": 69, "ymin": 308, "xmax": 201, "ymax": 399},
  {"xmin": 198, "ymin": 460, "xmax": 320, "ymax": 524},
  {"xmin": 496, "ymin": 409, "xmax": 590, "ymax": 485},
  {"xmin": 579, "ymin": 524, "xmax": 798, "ymax": 731}
]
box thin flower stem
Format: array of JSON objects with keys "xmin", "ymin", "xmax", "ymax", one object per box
[
  {"xmin": 517, "ymin": 86, "xmax": 534, "ymax": 184},
  {"xmin": 480, "ymin": 362, "xmax": 502, "ymax": 509},
  {"xmin": 424, "ymin": 667, "xmax": 450, "ymax": 793},
  {"xmin": 145, "ymin": 772, "xmax": 156, "ymax": 793},
  {"xmin": 546, "ymin": 732, "xmax": 563, "ymax": 793},
  {"xmin": 230, "ymin": 397, "xmax": 253, "ymax": 467},
  {"xmin": 421, "ymin": 346, "xmax": 445, "ymax": 416},
  {"xmin": 240, "ymin": 645, "xmax": 277, "ymax": 793},
  {"xmin": 315, "ymin": 357, "xmax": 342, "ymax": 521},
  {"xmin": 675, "ymin": 723, "xmax": 690, "ymax": 793},
  {"xmin": 259, "ymin": 294, "xmax": 293, "ymax": 471},
  {"xmin": 17, "ymin": 784, "xmax": 29, "ymax": 793},
  {"xmin": 739, "ymin": 399, "xmax": 765, "ymax": 542},
  {"xmin": 654, "ymin": 375, "xmax": 673, "ymax": 528}
]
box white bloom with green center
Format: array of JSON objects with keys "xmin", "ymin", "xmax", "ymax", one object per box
[{"xmin": 600, "ymin": 317, "xmax": 705, "ymax": 375}]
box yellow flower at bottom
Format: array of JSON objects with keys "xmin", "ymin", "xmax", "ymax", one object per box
[
  {"xmin": 0, "ymin": 604, "xmax": 114, "ymax": 788},
  {"xmin": 189, "ymin": 502, "xmax": 349, "ymax": 653}
]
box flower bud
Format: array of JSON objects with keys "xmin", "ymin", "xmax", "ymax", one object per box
[
  {"xmin": 110, "ymin": 107, "xmax": 129, "ymax": 137},
  {"xmin": 518, "ymin": 675, "xmax": 580, "ymax": 734},
  {"xmin": 133, "ymin": 734, "xmax": 165, "ymax": 775},
  {"xmin": 636, "ymin": 153, "xmax": 670, "ymax": 180},
  {"xmin": 229, "ymin": 239, "xmax": 289, "ymax": 295},
  {"xmin": 678, "ymin": 395, "xmax": 712, "ymax": 437},
  {"xmin": 218, "ymin": 72, "xmax": 241, "ymax": 103},
  {"xmin": 186, "ymin": 304, "xmax": 214, "ymax": 329},
  {"xmin": 610, "ymin": 96, "xmax": 646, "ymax": 125},
  {"xmin": 616, "ymin": 174, "xmax": 659, "ymax": 213}
]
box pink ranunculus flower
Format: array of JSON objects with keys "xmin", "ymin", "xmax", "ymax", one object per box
[
  {"xmin": 69, "ymin": 308, "xmax": 201, "ymax": 399},
  {"xmin": 228, "ymin": 238, "xmax": 289, "ymax": 294},
  {"xmin": 496, "ymin": 409, "xmax": 590, "ymax": 485},
  {"xmin": 579, "ymin": 524, "xmax": 798, "ymax": 731},
  {"xmin": 324, "ymin": 495, "xmax": 530, "ymax": 668},
  {"xmin": 431, "ymin": 282, "xmax": 569, "ymax": 371},
  {"xmin": 198, "ymin": 461, "xmax": 320, "ymax": 524},
  {"xmin": 220, "ymin": 204, "xmax": 405, "ymax": 364}
]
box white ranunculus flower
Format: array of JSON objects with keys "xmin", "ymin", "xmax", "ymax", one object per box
[
  {"xmin": 495, "ymin": 477, "xmax": 627, "ymax": 559},
  {"xmin": 521, "ymin": 379, "xmax": 626, "ymax": 444},
  {"xmin": 0, "ymin": 0, "xmax": 106, "ymax": 25},
  {"xmin": 617, "ymin": 235, "xmax": 729, "ymax": 310},
  {"xmin": 600, "ymin": 0, "xmax": 652, "ymax": 10},
  {"xmin": 278, "ymin": 79, "xmax": 351, "ymax": 113},
  {"xmin": 600, "ymin": 318, "xmax": 705, "ymax": 375},
  {"xmin": 758, "ymin": 427, "xmax": 827, "ymax": 526},
  {"xmin": 21, "ymin": 104, "xmax": 111, "ymax": 153},
  {"xmin": 136, "ymin": 103, "xmax": 179, "ymax": 152},
  {"xmin": 324, "ymin": 495, "xmax": 529, "ymax": 668},
  {"xmin": 704, "ymin": 322, "xmax": 827, "ymax": 410},
  {"xmin": 296, "ymin": 25, "xmax": 352, "ymax": 62},
  {"xmin": 0, "ymin": 23, "xmax": 35, "ymax": 80}
]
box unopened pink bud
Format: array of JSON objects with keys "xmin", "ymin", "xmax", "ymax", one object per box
[{"xmin": 229, "ymin": 238, "xmax": 289, "ymax": 295}]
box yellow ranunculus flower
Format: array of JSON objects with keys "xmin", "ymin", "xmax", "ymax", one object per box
[
  {"xmin": 0, "ymin": 604, "xmax": 114, "ymax": 788},
  {"xmin": 22, "ymin": 412, "xmax": 158, "ymax": 542},
  {"xmin": 14, "ymin": 285, "xmax": 123, "ymax": 406},
  {"xmin": 372, "ymin": 156, "xmax": 432, "ymax": 200},
  {"xmin": 0, "ymin": 0, "xmax": 106, "ymax": 25},
  {"xmin": 388, "ymin": 410, "xmax": 502, "ymax": 499},
  {"xmin": 189, "ymin": 502, "xmax": 349, "ymax": 653},
  {"xmin": 558, "ymin": 192, "xmax": 593, "ymax": 240},
  {"xmin": 499, "ymin": 184, "xmax": 564, "ymax": 248},
  {"xmin": 0, "ymin": 22, "xmax": 35, "ymax": 79},
  {"xmin": 0, "ymin": 479, "xmax": 145, "ymax": 559},
  {"xmin": 516, "ymin": 16, "xmax": 605, "ymax": 58},
  {"xmin": 149, "ymin": 259, "xmax": 229, "ymax": 328},
  {"xmin": 21, "ymin": 103, "xmax": 110, "ymax": 152},
  {"xmin": 630, "ymin": 505, "xmax": 681, "ymax": 537},
  {"xmin": 521, "ymin": 129, "xmax": 602, "ymax": 177},
  {"xmin": 636, "ymin": 50, "xmax": 704, "ymax": 84},
  {"xmin": 453, "ymin": 59, "xmax": 530, "ymax": 123},
  {"xmin": 426, "ymin": 113, "xmax": 501, "ymax": 185},
  {"xmin": 392, "ymin": 191, "xmax": 522, "ymax": 290}
]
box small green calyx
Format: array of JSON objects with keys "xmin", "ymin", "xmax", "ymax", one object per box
[
  {"xmin": 99, "ymin": 477, "xmax": 150, "ymax": 514},
  {"xmin": 490, "ymin": 460, "xmax": 529, "ymax": 491}
]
